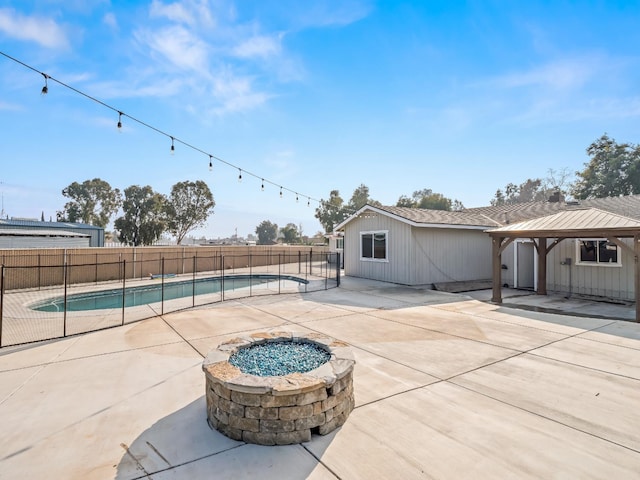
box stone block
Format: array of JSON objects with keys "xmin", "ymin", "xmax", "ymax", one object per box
[
  {"xmin": 229, "ymin": 401, "xmax": 245, "ymax": 417},
  {"xmin": 260, "ymin": 419, "xmax": 295, "ymax": 433},
  {"xmin": 211, "ymin": 381, "xmax": 232, "ymax": 400},
  {"xmin": 312, "ymin": 401, "xmax": 324, "ymax": 415},
  {"xmin": 231, "ymin": 390, "xmax": 262, "ymax": 407},
  {"xmin": 245, "ymin": 406, "xmax": 279, "ymax": 420},
  {"xmin": 275, "ymin": 430, "xmax": 311, "ymax": 445},
  {"xmin": 229, "ymin": 415, "xmax": 260, "ymax": 432},
  {"xmin": 295, "ymin": 413, "xmax": 326, "ymax": 431},
  {"xmin": 296, "ymin": 387, "xmax": 328, "ymax": 406},
  {"xmin": 206, "ymin": 391, "xmax": 220, "ymax": 410},
  {"xmin": 279, "ymin": 404, "xmax": 314, "ymax": 421},
  {"xmin": 218, "ymin": 397, "xmax": 232, "ymax": 414},
  {"xmin": 213, "ymin": 407, "xmax": 229, "ymax": 424},
  {"xmin": 218, "ymin": 423, "xmax": 243, "ymax": 441},
  {"xmin": 243, "ymin": 431, "xmax": 277, "ymax": 446},
  {"xmin": 261, "ymin": 394, "xmax": 298, "ymax": 408}
]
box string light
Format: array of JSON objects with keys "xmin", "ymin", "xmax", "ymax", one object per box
[
  {"xmin": 41, "ymin": 73, "xmax": 48, "ymax": 95},
  {"xmin": 0, "ymin": 50, "xmax": 324, "ymax": 207}
]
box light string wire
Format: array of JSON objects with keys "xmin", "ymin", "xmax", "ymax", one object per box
[{"xmin": 0, "ymin": 50, "xmax": 324, "ymax": 206}]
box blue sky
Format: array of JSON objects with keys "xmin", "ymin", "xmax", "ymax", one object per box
[{"xmin": 1, "ymin": 1, "xmax": 639, "ymax": 239}]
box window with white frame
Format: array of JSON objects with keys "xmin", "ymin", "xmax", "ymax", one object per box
[
  {"xmin": 360, "ymin": 231, "xmax": 387, "ymax": 261},
  {"xmin": 336, "ymin": 237, "xmax": 344, "ymax": 249},
  {"xmin": 576, "ymin": 239, "xmax": 621, "ymax": 266}
]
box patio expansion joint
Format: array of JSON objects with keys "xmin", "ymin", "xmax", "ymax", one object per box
[
  {"xmin": 127, "ymin": 443, "xmax": 247, "ymax": 480},
  {"xmin": 440, "ymin": 321, "xmax": 640, "ymax": 455},
  {"xmin": 431, "ymin": 302, "xmax": 621, "ymax": 338},
  {"xmin": 446, "ymin": 378, "xmax": 640, "ymax": 456}
]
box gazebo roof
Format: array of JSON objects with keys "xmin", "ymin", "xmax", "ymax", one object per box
[{"xmin": 486, "ymin": 208, "xmax": 640, "ymax": 238}]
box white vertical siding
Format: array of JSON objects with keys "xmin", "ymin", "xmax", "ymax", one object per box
[
  {"xmin": 344, "ymin": 214, "xmax": 412, "ymax": 284},
  {"xmin": 546, "ymin": 238, "xmax": 634, "ymax": 301},
  {"xmin": 410, "ymin": 228, "xmax": 492, "ymax": 285},
  {"xmin": 344, "ymin": 213, "xmax": 491, "ymax": 285}
]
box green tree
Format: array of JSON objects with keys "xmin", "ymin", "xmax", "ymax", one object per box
[
  {"xmin": 490, "ymin": 179, "xmax": 546, "ymax": 206},
  {"xmin": 164, "ymin": 180, "xmax": 215, "ymax": 245},
  {"xmin": 572, "ymin": 134, "xmax": 640, "ymax": 199},
  {"xmin": 255, "ymin": 220, "xmax": 278, "ymax": 245},
  {"xmin": 395, "ymin": 188, "xmax": 460, "ymax": 211},
  {"xmin": 114, "ymin": 185, "xmax": 166, "ymax": 246},
  {"xmin": 280, "ymin": 223, "xmax": 299, "ymax": 244},
  {"xmin": 347, "ymin": 184, "xmax": 381, "ymax": 211},
  {"xmin": 315, "ymin": 190, "xmax": 347, "ymax": 233},
  {"xmin": 492, "ymin": 168, "xmax": 575, "ymax": 205},
  {"xmin": 58, "ymin": 178, "xmax": 121, "ymax": 227}
]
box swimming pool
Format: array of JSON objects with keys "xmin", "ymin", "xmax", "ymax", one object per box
[{"xmin": 29, "ymin": 274, "xmax": 308, "ymax": 312}]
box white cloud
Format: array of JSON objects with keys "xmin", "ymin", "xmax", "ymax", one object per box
[
  {"xmin": 136, "ymin": 25, "xmax": 209, "ymax": 72},
  {"xmin": 150, "ymin": 0, "xmax": 214, "ymax": 28},
  {"xmin": 0, "ymin": 8, "xmax": 69, "ymax": 49},
  {"xmin": 103, "ymin": 12, "xmax": 118, "ymax": 30},
  {"xmin": 490, "ymin": 56, "xmax": 609, "ymax": 92},
  {"xmin": 232, "ymin": 34, "xmax": 282, "ymax": 59}
]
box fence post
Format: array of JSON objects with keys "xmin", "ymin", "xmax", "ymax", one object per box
[
  {"xmin": 63, "ymin": 261, "xmax": 68, "ymax": 338},
  {"xmin": 161, "ymin": 257, "xmax": 165, "ymax": 315},
  {"xmin": 336, "ymin": 253, "xmax": 341, "ymax": 287},
  {"xmin": 298, "ymin": 251, "xmax": 301, "ymax": 274},
  {"xmin": 221, "ymin": 255, "xmax": 225, "ymax": 302},
  {"xmin": 309, "ymin": 248, "xmax": 313, "ymax": 275},
  {"xmin": 38, "ymin": 254, "xmax": 42, "ymax": 291},
  {"xmin": 0, "ymin": 265, "xmax": 4, "ymax": 347},
  {"xmin": 192, "ymin": 256, "xmax": 196, "ymax": 307},
  {"xmin": 249, "ymin": 253, "xmax": 252, "ymax": 297},
  {"xmin": 278, "ymin": 253, "xmax": 281, "ymax": 294},
  {"xmin": 121, "ymin": 260, "xmax": 126, "ymax": 326}
]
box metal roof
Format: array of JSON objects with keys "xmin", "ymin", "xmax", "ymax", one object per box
[
  {"xmin": 335, "ymin": 205, "xmax": 501, "ymax": 230},
  {"xmin": 335, "ymin": 194, "xmax": 640, "ymax": 233},
  {"xmin": 0, "ymin": 229, "xmax": 90, "ymax": 237},
  {"xmin": 0, "ymin": 219, "xmax": 101, "ymax": 230},
  {"xmin": 486, "ymin": 208, "xmax": 640, "ymax": 237}
]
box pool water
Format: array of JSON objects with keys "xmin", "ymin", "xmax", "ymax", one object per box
[{"xmin": 30, "ymin": 274, "xmax": 307, "ymax": 312}]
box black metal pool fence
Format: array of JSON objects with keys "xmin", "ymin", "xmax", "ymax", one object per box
[{"xmin": 0, "ymin": 251, "xmax": 341, "ymax": 348}]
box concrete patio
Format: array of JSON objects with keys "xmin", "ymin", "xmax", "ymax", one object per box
[{"xmin": 1, "ymin": 277, "xmax": 639, "ymax": 479}]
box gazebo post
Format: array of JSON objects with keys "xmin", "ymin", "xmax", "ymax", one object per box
[
  {"xmin": 537, "ymin": 237, "xmax": 547, "ymax": 295},
  {"xmin": 491, "ymin": 236, "xmax": 503, "ymax": 303},
  {"xmin": 635, "ymin": 234, "xmax": 640, "ymax": 323}
]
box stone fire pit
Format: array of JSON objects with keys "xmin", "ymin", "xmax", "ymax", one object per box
[{"xmin": 202, "ymin": 331, "xmax": 355, "ymax": 445}]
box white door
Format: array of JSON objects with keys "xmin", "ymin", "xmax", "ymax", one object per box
[{"xmin": 515, "ymin": 242, "xmax": 535, "ymax": 289}]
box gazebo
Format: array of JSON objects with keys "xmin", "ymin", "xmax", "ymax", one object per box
[{"xmin": 486, "ymin": 208, "xmax": 640, "ymax": 323}]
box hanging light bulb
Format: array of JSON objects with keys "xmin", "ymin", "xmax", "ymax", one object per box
[
  {"xmin": 41, "ymin": 73, "xmax": 48, "ymax": 95},
  {"xmin": 296, "ymin": 193, "xmax": 299, "ymax": 203},
  {"xmin": 238, "ymin": 169, "xmax": 243, "ymax": 182},
  {"xmin": 261, "ymin": 179, "xmax": 265, "ymax": 191},
  {"xmin": 209, "ymin": 155, "xmax": 213, "ymax": 171},
  {"xmin": 307, "ymin": 197, "xmax": 311, "ymax": 207},
  {"xmin": 170, "ymin": 137, "xmax": 175, "ymax": 155},
  {"xmin": 117, "ymin": 112, "xmax": 123, "ymax": 130},
  {"xmin": 279, "ymin": 187, "xmax": 283, "ymax": 198}
]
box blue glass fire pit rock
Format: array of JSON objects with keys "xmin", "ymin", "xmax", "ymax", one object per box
[{"xmin": 229, "ymin": 340, "xmax": 331, "ymax": 377}]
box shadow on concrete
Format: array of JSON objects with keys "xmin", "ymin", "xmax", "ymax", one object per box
[{"xmin": 115, "ymin": 397, "xmax": 333, "ymax": 479}]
